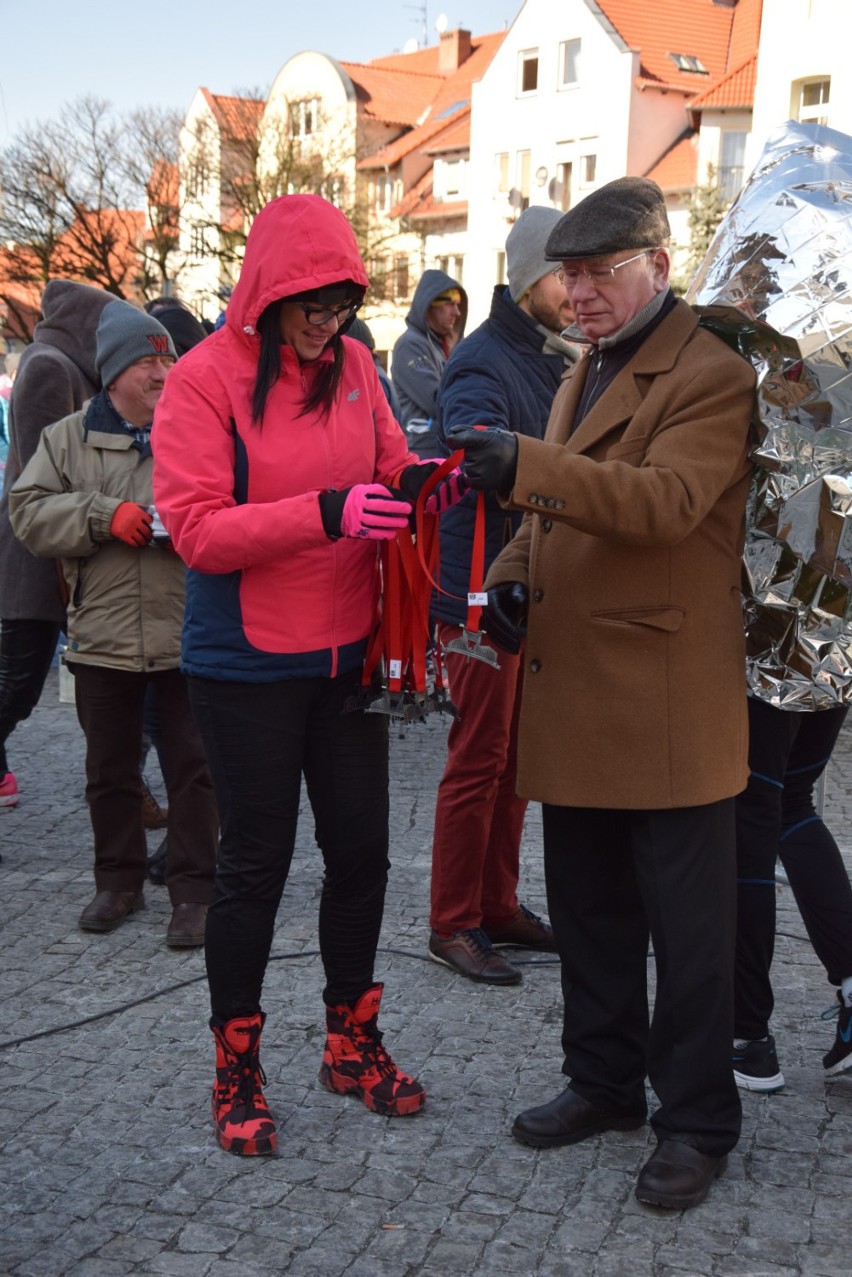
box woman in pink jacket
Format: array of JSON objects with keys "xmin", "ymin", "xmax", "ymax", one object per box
[{"xmin": 153, "ymin": 195, "xmax": 450, "ymax": 1155}]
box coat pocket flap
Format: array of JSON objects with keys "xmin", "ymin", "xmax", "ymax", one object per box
[{"xmin": 592, "ymin": 606, "xmax": 684, "ymax": 632}]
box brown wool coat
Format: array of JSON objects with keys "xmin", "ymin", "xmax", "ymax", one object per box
[{"xmin": 485, "ymin": 299, "xmax": 756, "ymax": 810}]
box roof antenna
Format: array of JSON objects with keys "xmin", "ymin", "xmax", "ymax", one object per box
[{"xmin": 404, "ymin": 0, "xmax": 429, "ymax": 48}]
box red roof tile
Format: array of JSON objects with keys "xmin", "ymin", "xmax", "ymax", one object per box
[
  {"xmin": 598, "ymin": 0, "xmax": 747, "ymax": 92},
  {"xmin": 689, "ymin": 54, "xmax": 757, "ymax": 109},
  {"xmin": 645, "ymin": 130, "xmax": 698, "ymax": 190},
  {"xmin": 339, "ymin": 64, "xmax": 444, "ymax": 127},
  {"xmin": 201, "ymin": 90, "xmax": 265, "ymax": 141},
  {"xmin": 358, "ymin": 105, "xmax": 469, "ymax": 170}
]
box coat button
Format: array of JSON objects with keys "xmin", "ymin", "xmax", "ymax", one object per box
[
  {"xmin": 533, "ymin": 588, "xmax": 544, "ymax": 602},
  {"xmin": 529, "ymin": 659, "xmax": 542, "ymax": 673},
  {"xmin": 542, "ymin": 520, "xmax": 552, "ymax": 532}
]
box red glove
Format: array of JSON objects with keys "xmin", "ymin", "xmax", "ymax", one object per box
[
  {"xmin": 319, "ymin": 484, "xmax": 412, "ymax": 540},
  {"xmin": 110, "ymin": 502, "xmax": 153, "ymax": 547}
]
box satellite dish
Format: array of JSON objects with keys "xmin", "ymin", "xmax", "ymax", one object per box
[
  {"xmin": 403, "ymin": 37, "xmax": 419, "ymax": 53},
  {"xmin": 435, "ymin": 12, "xmax": 448, "ymax": 33}
]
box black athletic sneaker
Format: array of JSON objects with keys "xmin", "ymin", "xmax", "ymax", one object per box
[
  {"xmin": 823, "ymin": 993, "xmax": 852, "ymax": 1077},
  {"xmin": 732, "ymin": 1035, "xmax": 785, "ymax": 1092}
]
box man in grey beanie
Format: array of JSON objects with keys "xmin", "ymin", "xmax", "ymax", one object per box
[
  {"xmin": 10, "ymin": 301, "xmax": 217, "ymax": 948},
  {"xmin": 427, "ymin": 205, "xmax": 577, "ymax": 985},
  {"xmin": 449, "ymin": 176, "xmax": 756, "ymax": 1210}
]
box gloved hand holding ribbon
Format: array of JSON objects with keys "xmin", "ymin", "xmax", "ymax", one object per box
[
  {"xmin": 398, "ymin": 458, "xmax": 470, "ymax": 514},
  {"xmin": 446, "ymin": 425, "xmax": 519, "ymax": 492}
]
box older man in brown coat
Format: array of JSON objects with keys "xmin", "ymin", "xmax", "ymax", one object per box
[{"xmin": 450, "ymin": 177, "xmax": 755, "ymax": 1211}]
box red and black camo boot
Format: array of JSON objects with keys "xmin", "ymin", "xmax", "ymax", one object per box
[
  {"xmin": 318, "ymin": 982, "xmax": 426, "ymax": 1116},
  {"xmin": 211, "ymin": 1012, "xmax": 277, "ymax": 1155}
]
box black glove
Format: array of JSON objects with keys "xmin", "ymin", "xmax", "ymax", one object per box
[
  {"xmin": 398, "ymin": 461, "xmax": 441, "ymax": 504},
  {"xmin": 483, "ymin": 582, "xmax": 528, "ymax": 654},
  {"xmin": 446, "ymin": 426, "xmax": 519, "ymax": 491}
]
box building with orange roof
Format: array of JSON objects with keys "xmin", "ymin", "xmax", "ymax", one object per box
[
  {"xmin": 464, "ymin": 0, "xmax": 764, "ymax": 312},
  {"xmin": 178, "ymin": 88, "xmax": 266, "ymax": 320},
  {"xmin": 253, "ymin": 27, "xmax": 505, "ymax": 357}
]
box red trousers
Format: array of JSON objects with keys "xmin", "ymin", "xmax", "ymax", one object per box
[{"xmin": 430, "ymin": 622, "xmax": 527, "ymax": 934}]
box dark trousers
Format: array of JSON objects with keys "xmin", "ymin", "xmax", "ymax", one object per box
[
  {"xmin": 188, "ymin": 669, "xmax": 391, "ymax": 1022},
  {"xmin": 430, "ymin": 622, "xmax": 527, "ymax": 934},
  {"xmin": 735, "ymin": 697, "xmax": 852, "ymax": 1039},
  {"xmin": 71, "ymin": 663, "xmax": 217, "ymax": 904},
  {"xmin": 0, "ymin": 618, "xmax": 61, "ymax": 773},
  {"xmin": 543, "ymin": 800, "xmax": 741, "ymax": 1157}
]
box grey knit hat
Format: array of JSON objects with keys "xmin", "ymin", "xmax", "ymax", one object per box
[
  {"xmin": 506, "ymin": 206, "xmax": 565, "ymax": 302},
  {"xmin": 95, "ymin": 300, "xmax": 177, "ymax": 386},
  {"xmin": 545, "ymin": 177, "xmax": 670, "ymax": 261}
]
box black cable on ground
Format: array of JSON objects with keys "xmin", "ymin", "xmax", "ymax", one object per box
[{"xmin": 0, "ymin": 945, "xmax": 562, "ymax": 1051}]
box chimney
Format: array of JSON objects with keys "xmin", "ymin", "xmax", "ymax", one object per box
[{"xmin": 439, "ymin": 28, "xmax": 473, "ymax": 73}]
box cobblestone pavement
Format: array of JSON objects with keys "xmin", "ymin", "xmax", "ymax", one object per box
[{"xmin": 2, "ymin": 668, "xmax": 852, "ymax": 1277}]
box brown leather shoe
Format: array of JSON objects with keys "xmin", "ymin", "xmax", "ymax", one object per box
[
  {"xmin": 485, "ymin": 903, "xmax": 557, "ymax": 951},
  {"xmin": 512, "ymin": 1086, "xmax": 646, "ymax": 1148},
  {"xmin": 428, "ymin": 928, "xmax": 522, "ymax": 985},
  {"xmin": 635, "ymin": 1140, "xmax": 727, "ymax": 1209},
  {"xmin": 79, "ymin": 889, "xmax": 145, "ymax": 933},
  {"xmin": 166, "ymin": 902, "xmax": 208, "ymax": 948},
  {"xmin": 141, "ymin": 778, "xmax": 168, "ymax": 830}
]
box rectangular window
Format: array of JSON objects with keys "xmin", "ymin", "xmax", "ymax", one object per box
[
  {"xmin": 393, "ymin": 255, "xmax": 409, "ymax": 302},
  {"xmin": 452, "ymin": 255, "xmax": 464, "ymax": 286},
  {"xmin": 517, "ymin": 150, "xmax": 531, "ymax": 210},
  {"xmin": 190, "ymin": 225, "xmax": 207, "ymax": 258},
  {"xmin": 581, "ymin": 153, "xmax": 597, "ymax": 184},
  {"xmin": 495, "ymin": 249, "xmax": 506, "ymax": 286},
  {"xmin": 444, "ymin": 159, "xmax": 462, "ymax": 198},
  {"xmin": 719, "ymin": 131, "xmax": 747, "ymax": 201},
  {"xmin": 557, "ymin": 161, "xmax": 573, "ymax": 211},
  {"xmin": 495, "ymin": 152, "xmax": 510, "ymax": 194},
  {"xmin": 798, "ymin": 77, "xmax": 830, "ymax": 125},
  {"xmin": 374, "ymin": 174, "xmax": 393, "ymax": 215},
  {"xmin": 292, "ymin": 97, "xmax": 320, "ymax": 139},
  {"xmin": 519, "ymin": 49, "xmax": 539, "ymax": 95},
  {"xmin": 559, "ymin": 39, "xmax": 581, "ymax": 87}
]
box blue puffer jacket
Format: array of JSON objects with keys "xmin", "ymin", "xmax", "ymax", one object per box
[{"xmin": 433, "ymin": 284, "xmax": 574, "ymax": 626}]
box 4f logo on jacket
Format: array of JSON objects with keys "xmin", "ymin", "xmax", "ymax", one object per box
[
  {"xmin": 147, "ymin": 334, "xmax": 171, "ymax": 355},
  {"xmin": 347, "ymin": 388, "xmax": 361, "ymax": 401}
]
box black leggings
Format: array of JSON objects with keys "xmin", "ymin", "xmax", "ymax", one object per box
[
  {"xmin": 735, "ymin": 697, "xmax": 852, "ymax": 1039},
  {"xmin": 189, "ymin": 669, "xmax": 390, "ymax": 1022},
  {"xmin": 0, "ymin": 618, "xmax": 61, "ymax": 773}
]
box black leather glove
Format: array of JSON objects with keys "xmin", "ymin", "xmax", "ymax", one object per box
[
  {"xmin": 446, "ymin": 426, "xmax": 519, "ymax": 491},
  {"xmin": 483, "ymin": 582, "xmax": 528, "ymax": 654}
]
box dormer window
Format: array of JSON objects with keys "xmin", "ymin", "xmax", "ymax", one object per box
[{"xmin": 669, "ymin": 53, "xmax": 709, "ymax": 74}]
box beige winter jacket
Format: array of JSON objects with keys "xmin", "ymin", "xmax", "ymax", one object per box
[{"xmin": 9, "ymin": 399, "xmax": 185, "ymax": 671}]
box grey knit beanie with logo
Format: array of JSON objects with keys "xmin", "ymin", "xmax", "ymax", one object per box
[
  {"xmin": 506, "ymin": 206, "xmax": 566, "ymax": 302},
  {"xmin": 95, "ymin": 300, "xmax": 177, "ymax": 386}
]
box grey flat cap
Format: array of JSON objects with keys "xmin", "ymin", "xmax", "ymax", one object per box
[{"xmin": 545, "ymin": 177, "xmax": 670, "ymax": 260}]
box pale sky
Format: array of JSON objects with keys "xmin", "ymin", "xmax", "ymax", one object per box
[{"xmin": 0, "ymin": 0, "xmax": 519, "ymax": 145}]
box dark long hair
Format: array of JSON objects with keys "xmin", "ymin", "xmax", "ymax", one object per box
[{"xmin": 251, "ymin": 298, "xmax": 346, "ymax": 425}]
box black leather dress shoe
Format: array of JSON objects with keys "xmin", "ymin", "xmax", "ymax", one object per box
[
  {"xmin": 635, "ymin": 1139, "xmax": 727, "ymax": 1209},
  {"xmin": 79, "ymin": 889, "xmax": 145, "ymax": 933},
  {"xmin": 512, "ymin": 1087, "xmax": 646, "ymax": 1148}
]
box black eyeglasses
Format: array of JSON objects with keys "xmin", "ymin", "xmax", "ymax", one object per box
[{"xmin": 296, "ymin": 301, "xmax": 361, "ymax": 327}]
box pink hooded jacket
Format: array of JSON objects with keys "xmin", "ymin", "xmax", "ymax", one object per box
[{"xmin": 152, "ymin": 195, "xmax": 414, "ymax": 681}]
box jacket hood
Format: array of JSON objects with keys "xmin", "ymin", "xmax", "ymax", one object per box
[
  {"xmin": 405, "ymin": 268, "xmax": 468, "ymax": 336},
  {"xmin": 34, "ymin": 280, "xmax": 114, "ymax": 386},
  {"xmin": 227, "ymin": 195, "xmax": 370, "ymax": 340}
]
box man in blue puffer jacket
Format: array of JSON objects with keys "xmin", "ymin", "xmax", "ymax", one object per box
[{"xmin": 428, "ymin": 206, "xmax": 579, "ymax": 984}]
